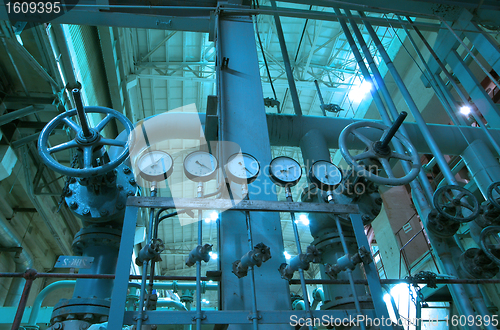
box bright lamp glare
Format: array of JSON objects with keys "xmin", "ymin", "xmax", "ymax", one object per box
[
  {"xmin": 295, "ymin": 214, "xmax": 309, "ymax": 226},
  {"xmin": 209, "ymin": 251, "xmax": 218, "ymax": 260},
  {"xmin": 284, "ymin": 251, "xmax": 292, "ymax": 260},
  {"xmin": 204, "ymin": 211, "xmax": 219, "ymax": 223},
  {"xmin": 348, "ymin": 81, "xmax": 372, "ymax": 101},
  {"xmin": 460, "ymin": 106, "xmax": 471, "ymax": 116}
]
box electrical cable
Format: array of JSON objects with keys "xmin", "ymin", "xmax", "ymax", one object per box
[{"xmin": 253, "ymin": 0, "xmax": 279, "ymax": 111}]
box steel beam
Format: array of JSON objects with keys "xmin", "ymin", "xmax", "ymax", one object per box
[
  {"xmin": 108, "ymin": 206, "xmax": 139, "ymax": 329},
  {"xmin": 276, "ymin": 0, "xmax": 500, "ymax": 25},
  {"xmin": 0, "ymin": 106, "xmax": 40, "ymax": 126},
  {"xmin": 0, "ymin": 9, "xmax": 212, "ymax": 32},
  {"xmin": 126, "ymin": 197, "xmax": 359, "ymax": 214}
]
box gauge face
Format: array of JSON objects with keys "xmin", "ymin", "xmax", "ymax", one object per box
[
  {"xmin": 183, "ymin": 151, "xmax": 218, "ymax": 182},
  {"xmin": 226, "ymin": 153, "xmax": 260, "ymax": 184},
  {"xmin": 137, "ymin": 150, "xmax": 174, "ymax": 182},
  {"xmin": 309, "ymin": 160, "xmax": 342, "ymax": 191},
  {"xmin": 269, "ymin": 156, "xmax": 302, "ymax": 187}
]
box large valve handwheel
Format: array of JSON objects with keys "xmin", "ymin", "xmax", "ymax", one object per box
[
  {"xmin": 433, "ymin": 185, "xmax": 480, "ymax": 223},
  {"xmin": 338, "ymin": 121, "xmax": 420, "ymax": 186},
  {"xmin": 487, "ymin": 182, "xmax": 500, "ymax": 210},
  {"xmin": 38, "ymin": 106, "xmax": 133, "ymax": 178},
  {"xmin": 480, "ymin": 226, "xmax": 500, "ymax": 266}
]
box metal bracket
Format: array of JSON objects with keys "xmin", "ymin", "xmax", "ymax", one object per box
[
  {"xmin": 133, "ymin": 314, "xmax": 148, "ymax": 321},
  {"xmin": 247, "ymin": 313, "xmax": 262, "ymax": 321},
  {"xmin": 192, "ymin": 314, "xmax": 207, "ymax": 321}
]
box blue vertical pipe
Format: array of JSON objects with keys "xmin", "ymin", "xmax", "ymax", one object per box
[
  {"xmin": 405, "ymin": 16, "xmax": 500, "ymax": 157},
  {"xmin": 342, "ymin": 9, "xmax": 434, "ymax": 203},
  {"xmin": 218, "ymin": 16, "xmax": 291, "ymax": 329},
  {"xmin": 358, "ymin": 12, "xmax": 481, "ymax": 325},
  {"xmin": 358, "ymin": 11, "xmax": 458, "ymax": 186}
]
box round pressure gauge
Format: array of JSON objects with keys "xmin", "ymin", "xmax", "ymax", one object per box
[
  {"xmin": 309, "ymin": 160, "xmax": 342, "ymax": 191},
  {"xmin": 183, "ymin": 151, "xmax": 218, "ymax": 182},
  {"xmin": 226, "ymin": 152, "xmax": 260, "ymax": 184},
  {"xmin": 269, "ymin": 156, "xmax": 302, "ymax": 187},
  {"xmin": 137, "ymin": 150, "xmax": 174, "ymax": 182}
]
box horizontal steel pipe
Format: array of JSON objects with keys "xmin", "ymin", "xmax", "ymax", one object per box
[
  {"xmin": 267, "ymin": 114, "xmax": 500, "ymax": 155},
  {"xmin": 0, "ymin": 272, "xmax": 214, "ymax": 281},
  {"xmin": 289, "ymin": 279, "xmax": 500, "ymax": 285}
]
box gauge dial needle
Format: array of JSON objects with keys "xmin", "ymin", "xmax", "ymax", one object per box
[
  {"xmin": 150, "ymin": 157, "xmax": 163, "ymax": 167},
  {"xmin": 244, "ymin": 167, "xmax": 252, "ymax": 174},
  {"xmin": 196, "ymin": 160, "xmax": 210, "ymax": 169}
]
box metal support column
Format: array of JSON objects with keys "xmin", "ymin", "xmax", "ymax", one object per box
[
  {"xmin": 108, "ymin": 206, "xmax": 140, "ymax": 329},
  {"xmin": 217, "ymin": 15, "xmax": 291, "ymax": 330},
  {"xmin": 350, "ymin": 214, "xmax": 393, "ymax": 330}
]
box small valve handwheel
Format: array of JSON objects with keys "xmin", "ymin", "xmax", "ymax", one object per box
[
  {"xmin": 487, "ymin": 182, "xmax": 500, "ymax": 210},
  {"xmin": 338, "ymin": 121, "xmax": 420, "ymax": 186},
  {"xmin": 38, "ymin": 106, "xmax": 134, "ymax": 178},
  {"xmin": 480, "ymin": 226, "xmax": 500, "ymax": 266},
  {"xmin": 433, "ymin": 185, "xmax": 480, "ymax": 223}
]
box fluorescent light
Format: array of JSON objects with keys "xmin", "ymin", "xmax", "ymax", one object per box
[
  {"xmin": 460, "ymin": 105, "xmax": 471, "ymax": 116},
  {"xmin": 284, "ymin": 251, "xmax": 291, "ymax": 260},
  {"xmin": 348, "ymin": 81, "xmax": 372, "ymax": 101}
]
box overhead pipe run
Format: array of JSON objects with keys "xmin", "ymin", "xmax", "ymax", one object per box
[
  {"xmin": 27, "ymin": 279, "xmax": 218, "ymax": 326},
  {"xmin": 266, "ymin": 114, "xmax": 500, "ymax": 155}
]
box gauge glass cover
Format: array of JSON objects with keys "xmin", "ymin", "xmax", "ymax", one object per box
[
  {"xmin": 226, "ymin": 153, "xmax": 260, "ymax": 183},
  {"xmin": 269, "ymin": 156, "xmax": 302, "ymax": 187},
  {"xmin": 183, "ymin": 151, "xmax": 218, "ymax": 182},
  {"xmin": 310, "ymin": 160, "xmax": 342, "ymax": 190},
  {"xmin": 137, "ymin": 150, "xmax": 173, "ymax": 181}
]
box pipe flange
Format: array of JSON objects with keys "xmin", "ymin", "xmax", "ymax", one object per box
[
  {"xmin": 72, "ymin": 227, "xmax": 122, "ymax": 255},
  {"xmin": 47, "ymin": 320, "xmax": 91, "ymax": 330},
  {"xmin": 312, "ymin": 233, "xmax": 357, "ymax": 253},
  {"xmin": 51, "ymin": 298, "xmax": 111, "ymax": 325}
]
